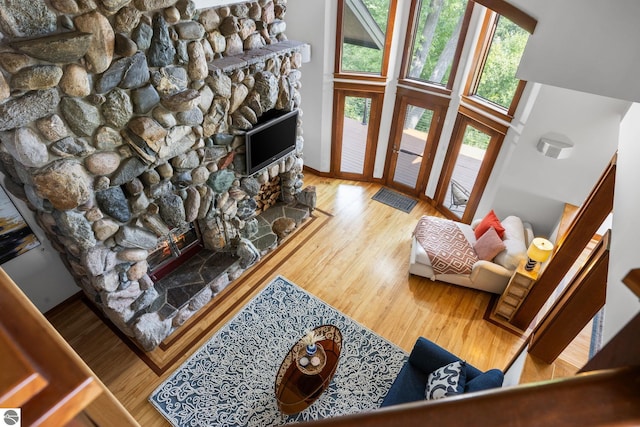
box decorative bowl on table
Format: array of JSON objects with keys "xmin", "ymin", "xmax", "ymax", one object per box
[{"xmin": 296, "ymin": 343, "xmax": 327, "ymax": 375}]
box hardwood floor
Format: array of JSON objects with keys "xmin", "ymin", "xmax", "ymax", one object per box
[{"xmin": 46, "ymin": 172, "xmax": 587, "ymax": 424}]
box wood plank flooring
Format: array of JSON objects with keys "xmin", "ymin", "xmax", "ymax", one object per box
[{"xmin": 46, "ymin": 172, "xmax": 588, "ymax": 424}]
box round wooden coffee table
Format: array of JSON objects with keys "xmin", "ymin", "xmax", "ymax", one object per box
[{"xmin": 274, "ymin": 325, "xmax": 342, "ymax": 415}]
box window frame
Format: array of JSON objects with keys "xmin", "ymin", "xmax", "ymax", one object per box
[
  {"xmin": 383, "ymin": 87, "xmax": 449, "ymax": 197},
  {"xmin": 463, "ymin": 4, "xmax": 535, "ymax": 121},
  {"xmin": 331, "ymin": 82, "xmax": 386, "ymax": 180},
  {"xmin": 334, "ymin": 0, "xmax": 398, "ymax": 81},
  {"xmin": 434, "ymin": 106, "xmax": 508, "ymax": 222},
  {"xmin": 398, "ymin": 0, "xmax": 474, "ymax": 94}
]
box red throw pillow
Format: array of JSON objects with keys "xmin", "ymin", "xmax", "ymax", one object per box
[
  {"xmin": 474, "ymin": 227, "xmax": 507, "ymax": 261},
  {"xmin": 474, "ymin": 210, "xmax": 505, "ymax": 239}
]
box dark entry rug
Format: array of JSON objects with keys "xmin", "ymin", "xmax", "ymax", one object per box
[
  {"xmin": 372, "ymin": 188, "xmax": 418, "ymax": 213},
  {"xmin": 149, "ymin": 276, "xmax": 407, "ymax": 426}
]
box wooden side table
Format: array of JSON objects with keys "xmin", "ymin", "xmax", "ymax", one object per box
[{"xmin": 494, "ymin": 259, "xmax": 539, "ymax": 322}]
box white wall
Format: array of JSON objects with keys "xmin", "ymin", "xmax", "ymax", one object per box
[
  {"xmin": 603, "ymin": 103, "xmax": 640, "ymax": 344},
  {"xmin": 0, "ymin": 176, "xmax": 78, "ymax": 312},
  {"xmin": 286, "ymin": 0, "xmax": 336, "ymax": 172},
  {"xmin": 478, "ymin": 85, "xmax": 627, "ymax": 236}
]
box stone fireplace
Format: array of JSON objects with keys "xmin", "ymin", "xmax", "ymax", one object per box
[{"xmin": 0, "ymin": 0, "xmax": 314, "ymax": 350}]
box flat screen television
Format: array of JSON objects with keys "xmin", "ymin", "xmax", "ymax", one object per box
[{"xmin": 245, "ymin": 109, "xmax": 298, "ymax": 175}]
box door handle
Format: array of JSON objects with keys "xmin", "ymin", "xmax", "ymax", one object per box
[{"xmin": 398, "ymin": 148, "xmax": 423, "ymax": 157}]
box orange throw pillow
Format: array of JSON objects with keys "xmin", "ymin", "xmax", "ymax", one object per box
[{"xmin": 474, "ymin": 210, "xmax": 505, "ymax": 239}]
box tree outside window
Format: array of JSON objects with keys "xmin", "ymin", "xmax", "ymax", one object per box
[
  {"xmin": 474, "ymin": 15, "xmax": 529, "ymax": 109},
  {"xmin": 407, "ymin": 0, "xmax": 468, "ymax": 86}
]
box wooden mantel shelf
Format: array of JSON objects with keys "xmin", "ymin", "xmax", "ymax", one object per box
[{"xmin": 0, "ymin": 269, "xmax": 138, "ymax": 426}]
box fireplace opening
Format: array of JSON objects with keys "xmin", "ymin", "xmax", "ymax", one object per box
[{"xmin": 148, "ymin": 222, "xmax": 203, "ymax": 282}]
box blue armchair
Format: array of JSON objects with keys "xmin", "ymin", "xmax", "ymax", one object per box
[{"xmin": 381, "ymin": 337, "xmax": 504, "ymax": 407}]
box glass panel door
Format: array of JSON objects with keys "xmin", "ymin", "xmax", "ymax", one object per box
[
  {"xmin": 434, "ymin": 112, "xmax": 505, "ymax": 223},
  {"xmin": 385, "ymin": 91, "xmax": 445, "ymax": 195},
  {"xmin": 391, "ymin": 107, "xmax": 433, "ymax": 188},
  {"xmin": 340, "ymin": 96, "xmax": 371, "ymax": 174},
  {"xmin": 443, "ymin": 125, "xmax": 489, "ymax": 218},
  {"xmin": 331, "ymin": 86, "xmax": 384, "ymax": 180}
]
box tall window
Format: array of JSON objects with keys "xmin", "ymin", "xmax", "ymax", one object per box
[
  {"xmin": 404, "ymin": 0, "xmax": 470, "ymax": 88},
  {"xmin": 331, "ymin": 85, "xmax": 385, "ymax": 179},
  {"xmin": 333, "ymin": 0, "xmax": 536, "ymax": 222},
  {"xmin": 436, "ymin": 111, "xmax": 507, "ymax": 222},
  {"xmin": 470, "ymin": 14, "xmax": 530, "ymax": 112}
]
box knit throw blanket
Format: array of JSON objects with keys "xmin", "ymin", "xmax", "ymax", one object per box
[{"xmin": 414, "ymin": 216, "xmax": 478, "ymax": 275}]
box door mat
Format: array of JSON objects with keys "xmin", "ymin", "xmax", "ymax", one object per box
[{"xmin": 372, "ymin": 188, "xmax": 418, "ymax": 213}]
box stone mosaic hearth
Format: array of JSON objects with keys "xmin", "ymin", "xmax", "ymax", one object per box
[
  {"xmin": 145, "ymin": 201, "xmax": 309, "ymax": 329},
  {"xmin": 0, "ymin": 0, "xmax": 315, "ymax": 350}
]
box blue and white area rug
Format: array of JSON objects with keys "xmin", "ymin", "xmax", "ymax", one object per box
[{"xmin": 149, "ymin": 276, "xmax": 407, "ymax": 426}]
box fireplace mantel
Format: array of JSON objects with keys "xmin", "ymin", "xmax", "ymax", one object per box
[{"xmin": 209, "ymin": 40, "xmax": 309, "ymax": 74}]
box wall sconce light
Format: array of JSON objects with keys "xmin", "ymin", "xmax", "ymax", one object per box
[
  {"xmin": 525, "ymin": 237, "xmax": 554, "ymax": 271},
  {"xmin": 537, "ymin": 137, "xmax": 574, "ymax": 159},
  {"xmin": 300, "ymin": 43, "xmax": 311, "ymax": 63}
]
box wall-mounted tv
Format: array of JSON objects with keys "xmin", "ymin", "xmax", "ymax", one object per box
[{"xmin": 245, "ymin": 109, "xmax": 298, "ymax": 176}]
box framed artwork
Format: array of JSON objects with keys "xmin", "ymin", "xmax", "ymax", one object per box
[{"xmin": 0, "ymin": 185, "xmax": 40, "ymax": 264}]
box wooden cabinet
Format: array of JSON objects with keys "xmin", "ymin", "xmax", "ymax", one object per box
[
  {"xmin": 0, "ymin": 269, "xmax": 138, "ymax": 426},
  {"xmin": 494, "ymin": 260, "xmax": 538, "ymax": 323}
]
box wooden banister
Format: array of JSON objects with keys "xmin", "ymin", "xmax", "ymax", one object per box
[
  {"xmin": 623, "ymin": 269, "xmax": 640, "ymax": 298},
  {"xmin": 0, "ymin": 269, "xmax": 138, "ymax": 426},
  {"xmin": 510, "ymin": 155, "xmax": 616, "ymax": 331},
  {"xmin": 300, "ymin": 366, "xmax": 640, "ymax": 426}
]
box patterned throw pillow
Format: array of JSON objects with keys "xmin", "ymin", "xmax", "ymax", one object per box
[{"xmin": 425, "ymin": 360, "xmax": 466, "ymax": 400}]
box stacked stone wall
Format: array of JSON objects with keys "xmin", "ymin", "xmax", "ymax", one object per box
[{"xmin": 0, "ymin": 0, "xmax": 307, "ymax": 350}]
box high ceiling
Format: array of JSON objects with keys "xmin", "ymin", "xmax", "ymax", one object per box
[{"xmin": 514, "ymin": 0, "xmax": 640, "ymax": 103}]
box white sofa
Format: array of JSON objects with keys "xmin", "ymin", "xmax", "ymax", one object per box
[{"xmin": 409, "ymin": 215, "xmax": 534, "ymax": 294}]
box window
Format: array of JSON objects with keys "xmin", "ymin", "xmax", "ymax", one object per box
[
  {"xmin": 436, "ymin": 110, "xmax": 507, "ymax": 222},
  {"xmin": 340, "ymin": 95, "xmax": 372, "ymax": 174},
  {"xmin": 331, "ymin": 84, "xmax": 385, "ymax": 179},
  {"xmin": 332, "ymin": 0, "xmax": 536, "ymax": 222},
  {"xmin": 403, "ymin": 0, "xmax": 471, "ymax": 88},
  {"xmin": 336, "ymin": 0, "xmax": 397, "ymax": 77},
  {"xmin": 473, "ymin": 15, "xmax": 530, "ymax": 110}
]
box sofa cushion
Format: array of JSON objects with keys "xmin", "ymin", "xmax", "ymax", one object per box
[
  {"xmin": 464, "ymin": 368, "xmax": 504, "ymax": 393},
  {"xmin": 425, "ymin": 360, "xmax": 467, "ymax": 400},
  {"xmin": 474, "ymin": 210, "xmax": 505, "ymax": 239},
  {"xmin": 381, "ymin": 359, "xmax": 429, "ymax": 406},
  {"xmin": 474, "ymin": 227, "xmax": 506, "ymax": 261},
  {"xmin": 493, "ymin": 216, "xmax": 527, "ymax": 270}
]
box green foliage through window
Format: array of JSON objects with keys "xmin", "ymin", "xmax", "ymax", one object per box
[
  {"xmin": 340, "ymin": 0, "xmax": 390, "ymax": 75},
  {"xmin": 344, "ymin": 96, "xmax": 371, "ymax": 124},
  {"xmin": 462, "ymin": 125, "xmax": 490, "ymax": 150},
  {"xmin": 408, "ymin": 0, "xmax": 467, "ymax": 86},
  {"xmin": 475, "ymin": 16, "xmax": 529, "ymax": 109}
]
